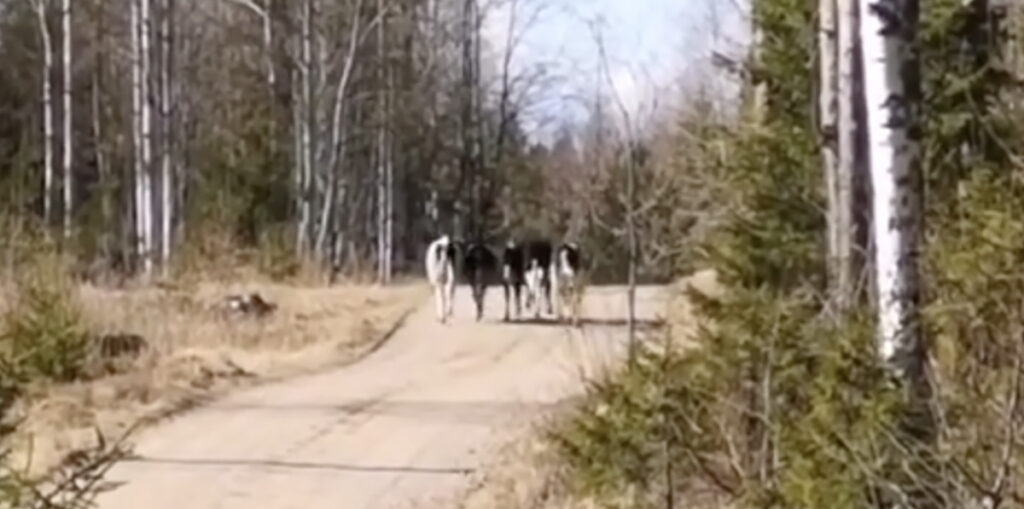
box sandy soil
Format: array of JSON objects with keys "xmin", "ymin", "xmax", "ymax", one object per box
[{"xmin": 93, "ymin": 284, "xmax": 667, "ymax": 509}]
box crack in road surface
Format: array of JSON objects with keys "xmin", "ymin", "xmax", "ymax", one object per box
[{"xmin": 95, "ymin": 285, "xmax": 665, "ymax": 509}]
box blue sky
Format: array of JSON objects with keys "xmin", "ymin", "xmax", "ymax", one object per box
[{"xmin": 482, "ymin": 0, "xmax": 749, "ymax": 142}]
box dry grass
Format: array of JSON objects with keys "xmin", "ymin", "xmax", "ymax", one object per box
[
  {"xmin": 451, "ymin": 407, "xmax": 577, "ymax": 509},
  {"xmin": 3, "ymin": 280, "xmax": 427, "ymax": 478},
  {"xmin": 450, "ymin": 271, "xmax": 722, "ymax": 509}
]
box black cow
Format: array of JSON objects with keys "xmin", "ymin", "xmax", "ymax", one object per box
[
  {"xmin": 523, "ymin": 239, "xmax": 554, "ymax": 318},
  {"xmin": 463, "ymin": 242, "xmax": 498, "ymax": 321},
  {"xmin": 501, "ymin": 241, "xmax": 525, "ymax": 321}
]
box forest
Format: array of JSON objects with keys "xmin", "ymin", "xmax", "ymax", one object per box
[
  {"xmin": 0, "ymin": 0, "xmax": 683, "ymax": 286},
  {"xmin": 1, "ymin": 0, "xmax": 1023, "ymax": 507},
  {"xmin": 551, "ymin": 0, "xmax": 1024, "ymax": 507}
]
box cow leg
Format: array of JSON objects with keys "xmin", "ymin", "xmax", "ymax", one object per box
[
  {"xmin": 543, "ymin": 273, "xmax": 554, "ymax": 316},
  {"xmin": 479, "ymin": 284, "xmax": 487, "ymax": 321},
  {"xmin": 445, "ymin": 278, "xmax": 455, "ymax": 321},
  {"xmin": 473, "ymin": 280, "xmax": 484, "ymax": 322},
  {"xmin": 514, "ymin": 284, "xmax": 522, "ymax": 318},
  {"xmin": 550, "ymin": 263, "xmax": 561, "ymax": 320},
  {"xmin": 528, "ymin": 271, "xmax": 537, "ymax": 310},
  {"xmin": 536, "ymin": 270, "xmax": 544, "ymax": 317},
  {"xmin": 571, "ymin": 280, "xmax": 581, "ymax": 327},
  {"xmin": 503, "ymin": 282, "xmax": 511, "ymax": 321},
  {"xmin": 434, "ymin": 284, "xmax": 446, "ymax": 323}
]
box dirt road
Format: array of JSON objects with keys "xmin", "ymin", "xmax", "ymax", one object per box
[{"xmin": 95, "ymin": 285, "xmax": 666, "ymax": 509}]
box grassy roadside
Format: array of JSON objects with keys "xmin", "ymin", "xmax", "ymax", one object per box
[
  {"xmin": 0, "ymin": 276, "xmax": 427, "ymax": 478},
  {"xmin": 452, "ymin": 272, "xmax": 721, "ymax": 509}
]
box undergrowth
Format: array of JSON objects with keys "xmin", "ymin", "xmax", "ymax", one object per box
[
  {"xmin": 0, "ymin": 246, "xmax": 128, "ymax": 507},
  {"xmin": 552, "ymin": 0, "xmax": 1024, "ymax": 507}
]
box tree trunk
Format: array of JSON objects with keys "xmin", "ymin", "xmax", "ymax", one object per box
[
  {"xmin": 61, "ymin": 0, "xmax": 72, "ymax": 239},
  {"xmin": 292, "ymin": 59, "xmax": 303, "ymax": 255},
  {"xmin": 859, "ymin": 2, "xmax": 932, "ymax": 480},
  {"xmin": 296, "ymin": 0, "xmax": 314, "ymax": 256},
  {"xmin": 140, "ymin": 0, "xmax": 154, "ymax": 275},
  {"xmin": 377, "ymin": 0, "xmax": 388, "ymax": 283},
  {"xmin": 385, "ymin": 58, "xmax": 394, "ymax": 282},
  {"xmin": 263, "ymin": 0, "xmax": 275, "ymax": 147},
  {"xmin": 92, "ymin": 0, "xmax": 113, "ymax": 263},
  {"xmin": 818, "ymin": 0, "xmax": 840, "ymax": 310},
  {"xmin": 749, "ymin": 14, "xmax": 767, "ymax": 124},
  {"xmin": 859, "ymin": 0, "xmax": 924, "ymax": 378},
  {"xmin": 836, "ymin": 0, "xmax": 864, "ymax": 311},
  {"xmin": 159, "ymin": 0, "xmax": 174, "ymax": 268},
  {"xmin": 315, "ymin": 0, "xmax": 371, "ymax": 263},
  {"xmin": 34, "ymin": 0, "xmax": 55, "ymax": 226},
  {"xmin": 131, "ymin": 0, "xmax": 142, "ymax": 267}
]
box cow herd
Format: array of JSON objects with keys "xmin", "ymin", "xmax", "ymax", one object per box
[{"xmin": 424, "ymin": 235, "xmax": 585, "ymax": 326}]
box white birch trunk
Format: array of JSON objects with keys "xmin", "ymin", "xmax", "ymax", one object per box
[
  {"xmin": 34, "ymin": 0, "xmax": 55, "ymax": 225},
  {"xmin": 836, "ymin": 0, "xmax": 861, "ymax": 311},
  {"xmin": 297, "ymin": 0, "xmax": 313, "ymax": 256},
  {"xmin": 859, "ymin": 0, "xmax": 923, "ymax": 374},
  {"xmin": 159, "ymin": 0, "xmax": 174, "ymax": 267},
  {"xmin": 384, "ymin": 64, "xmax": 394, "ymax": 281},
  {"xmin": 61, "ymin": 0, "xmax": 72, "ymax": 238},
  {"xmin": 263, "ymin": 0, "xmax": 274, "ymax": 99},
  {"xmin": 750, "ymin": 17, "xmax": 767, "ymax": 123},
  {"xmin": 315, "ymin": 1, "xmax": 370, "ymax": 259},
  {"xmin": 141, "ymin": 0, "xmax": 154, "ymax": 275},
  {"xmin": 292, "ymin": 63, "xmax": 303, "ymax": 255},
  {"xmin": 131, "ymin": 0, "xmax": 144, "ymax": 264},
  {"xmin": 377, "ymin": 0, "xmax": 387, "ymax": 283},
  {"xmin": 818, "ymin": 0, "xmax": 840, "ymax": 306}
]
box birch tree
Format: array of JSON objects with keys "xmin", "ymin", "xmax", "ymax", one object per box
[
  {"xmin": 61, "ymin": 0, "xmax": 72, "ymax": 238},
  {"xmin": 818, "ymin": 0, "xmax": 840, "ymax": 310},
  {"xmin": 131, "ymin": 0, "xmax": 142, "ymax": 266},
  {"xmin": 92, "ymin": 0, "xmax": 114, "ymax": 259},
  {"xmin": 376, "ymin": 0, "xmax": 390, "ymax": 283},
  {"xmin": 314, "ymin": 0, "xmax": 382, "ymax": 265},
  {"xmin": 132, "ymin": 0, "xmax": 154, "ymax": 274},
  {"xmin": 141, "ymin": 0, "xmax": 154, "ymax": 273},
  {"xmin": 859, "ymin": 0, "xmax": 927, "ymax": 385},
  {"xmin": 222, "ymin": 0, "xmax": 275, "ymax": 140},
  {"xmin": 33, "ymin": 0, "xmax": 55, "ymax": 225},
  {"xmin": 295, "ymin": 0, "xmax": 314, "ymax": 256},
  {"xmin": 159, "ymin": 0, "xmax": 174, "ymax": 266},
  {"xmin": 835, "ymin": 0, "xmax": 862, "ymax": 311}
]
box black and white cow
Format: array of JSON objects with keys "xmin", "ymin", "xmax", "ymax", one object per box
[
  {"xmin": 523, "ymin": 239, "xmax": 555, "ymax": 318},
  {"xmin": 463, "ymin": 242, "xmax": 498, "ymax": 321},
  {"xmin": 501, "ymin": 241, "xmax": 525, "ymax": 321},
  {"xmin": 554, "ymin": 242, "xmax": 584, "ymax": 326},
  {"xmin": 425, "ymin": 234, "xmax": 457, "ymax": 323}
]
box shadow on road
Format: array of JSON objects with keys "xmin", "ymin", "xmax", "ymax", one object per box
[
  {"xmin": 119, "ymin": 456, "xmax": 474, "ymax": 475},
  {"xmin": 497, "ymin": 316, "xmax": 665, "ymax": 330},
  {"xmin": 203, "ymin": 399, "xmax": 580, "ymax": 425}
]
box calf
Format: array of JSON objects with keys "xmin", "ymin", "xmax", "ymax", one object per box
[
  {"xmin": 501, "ymin": 241, "xmax": 525, "ymax": 321},
  {"xmin": 523, "ymin": 240, "xmax": 555, "ymax": 319},
  {"xmin": 554, "ymin": 242, "xmax": 585, "ymax": 326},
  {"xmin": 463, "ymin": 242, "xmax": 498, "ymax": 321},
  {"xmin": 425, "ymin": 234, "xmax": 457, "ymax": 323}
]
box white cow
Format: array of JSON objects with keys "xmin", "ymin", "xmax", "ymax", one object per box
[
  {"xmin": 523, "ymin": 240, "xmax": 554, "ymax": 319},
  {"xmin": 554, "ymin": 242, "xmax": 584, "ymax": 326},
  {"xmin": 425, "ymin": 234, "xmax": 457, "ymax": 323}
]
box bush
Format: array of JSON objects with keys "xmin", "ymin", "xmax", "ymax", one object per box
[
  {"xmin": 554, "ymin": 287, "xmax": 913, "ymax": 508},
  {"xmin": 0, "ymin": 255, "xmax": 90, "ymax": 384},
  {"xmin": 552, "ymin": 0, "xmax": 1024, "ymax": 505}
]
